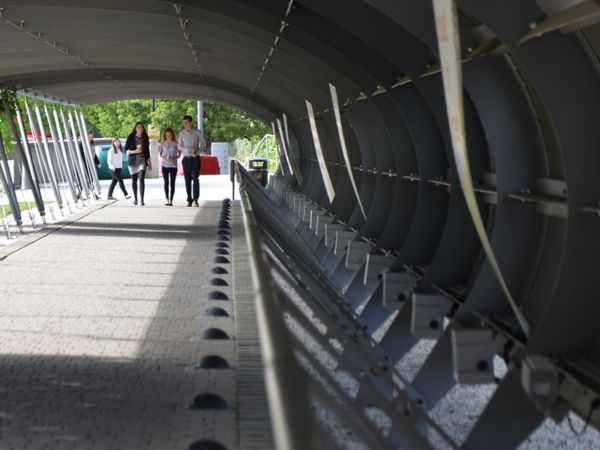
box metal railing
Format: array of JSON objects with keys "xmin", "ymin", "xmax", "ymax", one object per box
[
  {"xmin": 235, "ymin": 161, "xmax": 324, "ymax": 450},
  {"xmin": 233, "ymin": 161, "xmax": 462, "ymax": 449},
  {"xmin": 252, "ymin": 133, "xmax": 277, "ymax": 168}
]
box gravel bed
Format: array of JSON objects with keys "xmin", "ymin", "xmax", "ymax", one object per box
[{"xmin": 266, "ymin": 245, "xmax": 600, "ymax": 449}]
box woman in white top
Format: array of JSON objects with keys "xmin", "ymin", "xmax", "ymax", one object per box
[
  {"xmin": 159, "ymin": 128, "xmax": 181, "ymax": 206},
  {"xmin": 107, "ymin": 138, "xmax": 131, "ymax": 200}
]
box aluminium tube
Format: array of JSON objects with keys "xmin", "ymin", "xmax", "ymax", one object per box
[
  {"xmin": 23, "ymin": 100, "xmax": 56, "ymax": 221},
  {"xmin": 237, "ymin": 161, "xmax": 322, "ymax": 450},
  {"xmin": 0, "ymin": 130, "xmax": 22, "ymax": 228},
  {"xmin": 79, "ymin": 110, "xmax": 102, "ymax": 195},
  {"xmin": 3, "ymin": 100, "xmax": 45, "ymax": 218},
  {"xmin": 32, "ymin": 101, "xmax": 64, "ymax": 211},
  {"xmin": 0, "ymin": 132, "xmax": 23, "ymax": 232},
  {"xmin": 44, "ymin": 104, "xmax": 78, "ymax": 205},
  {"xmin": 75, "ymin": 110, "xmax": 101, "ymax": 196},
  {"xmin": 55, "ymin": 107, "xmax": 84, "ymax": 203},
  {"xmin": 62, "ymin": 108, "xmax": 91, "ymax": 201},
  {"xmin": 68, "ymin": 109, "xmax": 94, "ymax": 198}
]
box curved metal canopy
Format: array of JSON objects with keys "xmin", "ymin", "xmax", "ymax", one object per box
[
  {"xmin": 0, "ymin": 0, "xmax": 399, "ymax": 120},
  {"xmin": 2, "ymin": 0, "xmax": 600, "ymax": 447}
]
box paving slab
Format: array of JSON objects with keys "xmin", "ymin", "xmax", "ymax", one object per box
[{"xmin": 0, "ymin": 193, "xmax": 273, "ymax": 450}]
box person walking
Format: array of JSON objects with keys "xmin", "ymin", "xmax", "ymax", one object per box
[
  {"xmin": 178, "ymin": 115, "xmax": 206, "ymax": 207},
  {"xmin": 106, "ymin": 138, "xmax": 131, "ymax": 200},
  {"xmin": 125, "ymin": 122, "xmax": 151, "ymax": 206},
  {"xmin": 159, "ymin": 128, "xmax": 180, "ymax": 206}
]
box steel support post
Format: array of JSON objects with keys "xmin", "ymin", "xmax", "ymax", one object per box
[
  {"xmin": 55, "ymin": 108, "xmax": 84, "ymax": 204},
  {"xmin": 76, "ymin": 110, "xmax": 101, "ymax": 197},
  {"xmin": 0, "ymin": 130, "xmax": 22, "ymax": 229},
  {"xmin": 3, "ymin": 100, "xmax": 45, "ymax": 220},
  {"xmin": 31, "ymin": 101, "xmax": 64, "ymax": 212},
  {"xmin": 63, "ymin": 109, "xmax": 91, "ymax": 202},
  {"xmin": 22, "ymin": 101, "xmax": 57, "ymax": 221},
  {"xmin": 44, "ymin": 105, "xmax": 78, "ymax": 208}
]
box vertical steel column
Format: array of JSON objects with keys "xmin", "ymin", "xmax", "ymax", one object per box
[
  {"xmin": 33, "ymin": 101, "xmax": 64, "ymax": 212},
  {"xmin": 3, "ymin": 100, "xmax": 45, "ymax": 220},
  {"xmin": 44, "ymin": 104, "xmax": 78, "ymax": 207},
  {"xmin": 76, "ymin": 110, "xmax": 101, "ymax": 196},
  {"xmin": 0, "ymin": 130, "xmax": 22, "ymax": 229},
  {"xmin": 62, "ymin": 108, "xmax": 91, "ymax": 202}
]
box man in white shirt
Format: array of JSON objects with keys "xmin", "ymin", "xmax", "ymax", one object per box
[{"xmin": 178, "ymin": 115, "xmax": 207, "ymax": 207}]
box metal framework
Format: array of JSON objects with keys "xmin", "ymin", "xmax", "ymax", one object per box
[
  {"xmin": 0, "ymin": 91, "xmax": 101, "ymax": 238},
  {"xmin": 1, "ymin": 0, "xmax": 600, "ymax": 448}
]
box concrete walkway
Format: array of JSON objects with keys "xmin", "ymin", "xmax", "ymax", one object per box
[{"xmin": 0, "ymin": 178, "xmax": 272, "ymax": 450}]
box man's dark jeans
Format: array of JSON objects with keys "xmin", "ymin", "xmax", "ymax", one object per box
[{"xmin": 182, "ymin": 156, "xmax": 201, "ymax": 203}]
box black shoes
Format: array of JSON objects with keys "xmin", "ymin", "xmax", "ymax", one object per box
[
  {"xmin": 187, "ymin": 201, "xmax": 192, "ymax": 207},
  {"xmin": 133, "ymin": 199, "xmax": 138, "ymax": 206},
  {"xmin": 194, "ymin": 201, "xmax": 199, "ymax": 207}
]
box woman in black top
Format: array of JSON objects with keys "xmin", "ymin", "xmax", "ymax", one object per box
[{"xmin": 125, "ymin": 122, "xmax": 152, "ymax": 206}]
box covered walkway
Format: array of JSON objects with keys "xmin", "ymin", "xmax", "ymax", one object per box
[{"xmin": 1, "ymin": 0, "xmax": 600, "ymax": 448}]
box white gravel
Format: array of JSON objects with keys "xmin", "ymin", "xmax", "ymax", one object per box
[{"xmin": 268, "ymin": 245, "xmax": 600, "ymax": 449}]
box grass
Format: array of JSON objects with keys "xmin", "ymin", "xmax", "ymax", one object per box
[{"xmin": 0, "ymin": 201, "xmax": 45, "ymax": 218}]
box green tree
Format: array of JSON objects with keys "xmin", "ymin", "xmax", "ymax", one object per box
[
  {"xmin": 204, "ymin": 103, "xmax": 269, "ymax": 142},
  {"xmin": 83, "ymin": 100, "xmax": 152, "ymax": 138},
  {"xmin": 82, "ymin": 99, "xmax": 270, "ymax": 143}
]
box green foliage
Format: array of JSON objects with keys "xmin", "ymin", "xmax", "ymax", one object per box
[
  {"xmin": 82, "ymin": 100, "xmax": 153, "ymax": 138},
  {"xmin": 204, "ymin": 104, "xmax": 269, "ymax": 142},
  {"xmin": 0, "ymin": 87, "xmax": 18, "ymax": 156},
  {"xmin": 0, "ymin": 116, "xmax": 11, "ymax": 156},
  {"xmin": 0, "ymin": 96, "xmax": 274, "ymax": 166},
  {"xmin": 230, "ymin": 135, "xmax": 279, "ymax": 173},
  {"xmin": 0, "ymin": 93, "xmax": 60, "ymax": 157},
  {"xmin": 0, "ymin": 88, "xmax": 17, "ymax": 113},
  {"xmin": 82, "ymin": 99, "xmax": 270, "ymax": 143}
]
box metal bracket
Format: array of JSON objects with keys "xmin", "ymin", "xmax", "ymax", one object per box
[
  {"xmin": 411, "ymin": 293, "xmax": 453, "ymax": 339},
  {"xmin": 302, "ymin": 203, "xmax": 318, "ymax": 223},
  {"xmin": 334, "ymin": 230, "xmax": 357, "ymax": 257},
  {"xmin": 309, "ymin": 209, "xmax": 326, "ymax": 231},
  {"xmin": 508, "ymin": 177, "xmax": 567, "ymax": 218},
  {"xmin": 383, "ymin": 271, "xmax": 416, "ymax": 311},
  {"xmin": 522, "ymin": 354, "xmax": 562, "ymax": 414},
  {"xmin": 345, "ymin": 240, "xmax": 371, "ymax": 270},
  {"xmin": 521, "ymin": 0, "xmax": 600, "ymax": 44},
  {"xmin": 324, "ymin": 223, "xmax": 342, "ymax": 248},
  {"xmin": 363, "ymin": 253, "xmax": 392, "ymax": 287},
  {"xmin": 451, "ymin": 327, "xmax": 505, "ymax": 384},
  {"xmin": 315, "ymin": 214, "xmax": 334, "ymax": 237}
]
